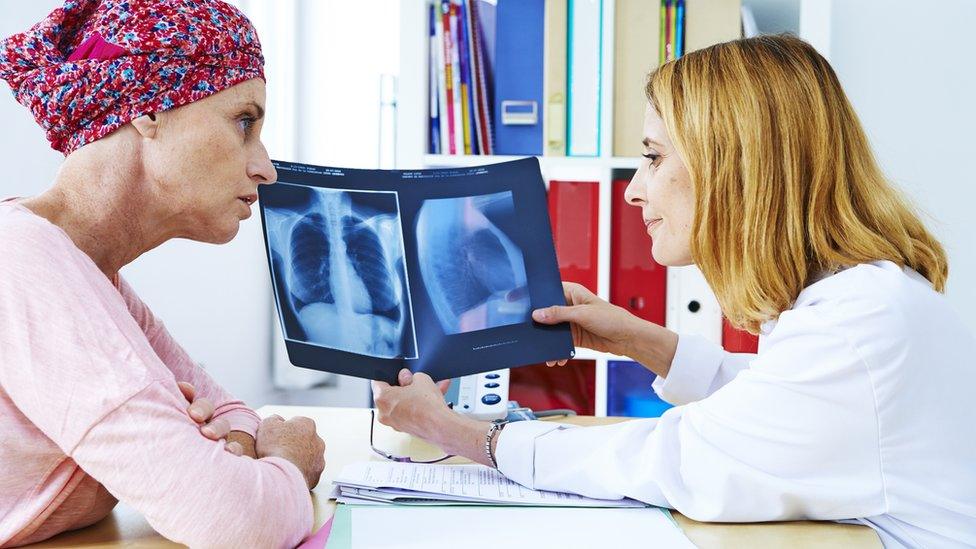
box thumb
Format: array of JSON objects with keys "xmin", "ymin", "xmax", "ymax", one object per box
[
  {"xmin": 532, "ymin": 304, "xmax": 579, "ymax": 324},
  {"xmin": 397, "ymin": 368, "xmax": 414, "ymax": 386}
]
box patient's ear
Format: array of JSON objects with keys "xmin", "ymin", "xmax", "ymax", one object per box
[{"xmin": 130, "ymin": 112, "xmax": 159, "ymax": 139}]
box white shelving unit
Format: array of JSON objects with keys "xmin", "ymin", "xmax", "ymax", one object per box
[
  {"xmin": 396, "ymin": 0, "xmax": 792, "ymax": 416},
  {"xmin": 397, "ymin": 0, "xmax": 642, "ymax": 416}
]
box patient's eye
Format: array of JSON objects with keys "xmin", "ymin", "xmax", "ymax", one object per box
[{"xmin": 238, "ymin": 116, "xmax": 257, "ymax": 134}]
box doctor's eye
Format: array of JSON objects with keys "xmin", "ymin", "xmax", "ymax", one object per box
[{"xmin": 642, "ymin": 152, "xmax": 661, "ymax": 166}]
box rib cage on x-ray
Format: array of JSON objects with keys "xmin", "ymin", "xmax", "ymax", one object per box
[
  {"xmin": 417, "ymin": 191, "xmax": 530, "ymax": 335},
  {"xmin": 265, "ymin": 188, "xmax": 413, "ymax": 358}
]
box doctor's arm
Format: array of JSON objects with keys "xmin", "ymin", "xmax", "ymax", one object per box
[{"xmin": 373, "ymin": 306, "xmax": 885, "ymax": 522}]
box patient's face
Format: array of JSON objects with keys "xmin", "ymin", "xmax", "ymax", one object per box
[{"xmin": 623, "ymin": 104, "xmax": 695, "ymax": 266}]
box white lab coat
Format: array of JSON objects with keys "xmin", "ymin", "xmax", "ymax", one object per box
[{"xmin": 496, "ymin": 261, "xmax": 976, "ymax": 548}]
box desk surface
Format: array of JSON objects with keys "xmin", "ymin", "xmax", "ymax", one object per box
[{"xmin": 31, "ymin": 406, "xmax": 881, "ymax": 549}]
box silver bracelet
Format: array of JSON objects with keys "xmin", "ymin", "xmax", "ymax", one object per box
[{"xmin": 484, "ymin": 419, "xmax": 507, "ymax": 469}]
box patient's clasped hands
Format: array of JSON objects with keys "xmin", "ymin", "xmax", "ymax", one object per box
[{"xmin": 179, "ymin": 381, "xmax": 326, "ymax": 490}]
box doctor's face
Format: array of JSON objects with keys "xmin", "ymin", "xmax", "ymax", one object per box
[{"xmin": 623, "ymin": 104, "xmax": 695, "ymax": 266}]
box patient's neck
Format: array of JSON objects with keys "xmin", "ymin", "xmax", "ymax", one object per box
[{"xmin": 20, "ymin": 137, "xmax": 179, "ymax": 282}]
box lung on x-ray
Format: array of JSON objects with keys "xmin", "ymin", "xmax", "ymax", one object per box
[
  {"xmin": 416, "ymin": 191, "xmax": 530, "ymax": 335},
  {"xmin": 264, "ymin": 185, "xmax": 416, "ymax": 359}
]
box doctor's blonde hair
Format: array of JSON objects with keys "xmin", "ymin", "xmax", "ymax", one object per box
[{"xmin": 646, "ymin": 34, "xmax": 948, "ymax": 334}]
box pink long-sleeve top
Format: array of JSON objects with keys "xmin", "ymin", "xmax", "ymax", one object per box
[{"xmin": 0, "ymin": 199, "xmax": 313, "ymax": 548}]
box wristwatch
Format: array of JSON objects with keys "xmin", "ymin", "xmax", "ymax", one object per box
[{"xmin": 484, "ymin": 419, "xmax": 508, "ymax": 469}]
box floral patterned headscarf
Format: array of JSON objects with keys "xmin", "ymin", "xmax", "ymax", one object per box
[{"xmin": 0, "ymin": 0, "xmax": 265, "ymax": 155}]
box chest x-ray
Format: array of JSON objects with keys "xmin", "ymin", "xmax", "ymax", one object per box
[
  {"xmin": 416, "ymin": 191, "xmax": 530, "ymax": 335},
  {"xmin": 264, "ymin": 186, "xmax": 416, "ymax": 359}
]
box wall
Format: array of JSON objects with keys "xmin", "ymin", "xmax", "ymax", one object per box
[
  {"xmin": 822, "ymin": 0, "xmax": 976, "ymax": 333},
  {"xmin": 743, "ymin": 0, "xmax": 800, "ymax": 34},
  {"xmin": 1, "ymin": 1, "xmax": 63, "ymax": 199}
]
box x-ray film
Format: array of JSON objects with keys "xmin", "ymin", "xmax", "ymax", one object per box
[{"xmin": 259, "ymin": 159, "xmax": 573, "ymax": 384}]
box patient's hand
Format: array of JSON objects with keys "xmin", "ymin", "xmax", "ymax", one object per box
[
  {"xmin": 178, "ymin": 382, "xmax": 249, "ymax": 456},
  {"xmin": 256, "ymin": 415, "xmax": 327, "ymax": 490}
]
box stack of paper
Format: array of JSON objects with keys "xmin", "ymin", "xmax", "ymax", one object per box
[{"xmin": 332, "ymin": 461, "xmax": 647, "ymax": 508}]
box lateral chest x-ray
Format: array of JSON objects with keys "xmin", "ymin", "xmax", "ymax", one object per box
[
  {"xmin": 416, "ymin": 191, "xmax": 530, "ymax": 335},
  {"xmin": 259, "ymin": 159, "xmax": 573, "ymax": 383},
  {"xmin": 264, "ymin": 186, "xmax": 417, "ymax": 359}
]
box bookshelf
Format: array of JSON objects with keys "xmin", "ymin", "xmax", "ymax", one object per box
[{"xmin": 396, "ymin": 0, "xmax": 790, "ymax": 417}]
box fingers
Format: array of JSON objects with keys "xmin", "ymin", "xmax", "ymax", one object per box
[
  {"xmin": 371, "ymin": 379, "xmax": 394, "ymax": 399},
  {"xmin": 259, "ymin": 414, "xmax": 285, "ymax": 431},
  {"xmin": 201, "ymin": 417, "xmax": 231, "ymax": 440},
  {"xmin": 544, "ymin": 359, "xmax": 570, "ymax": 367},
  {"xmin": 291, "ymin": 415, "xmax": 316, "ymax": 431},
  {"xmin": 187, "ymin": 397, "xmax": 215, "ymax": 424},
  {"xmin": 177, "ymin": 381, "xmax": 195, "ymax": 402},
  {"xmin": 562, "ymin": 281, "xmax": 594, "ymax": 304},
  {"xmin": 225, "ymin": 441, "xmax": 244, "ymax": 456},
  {"xmin": 532, "ymin": 304, "xmax": 579, "ymax": 324},
  {"xmin": 436, "ymin": 379, "xmax": 451, "ymax": 395}
]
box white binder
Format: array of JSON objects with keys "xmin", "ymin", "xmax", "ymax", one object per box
[{"xmin": 665, "ymin": 265, "xmax": 723, "ymax": 344}]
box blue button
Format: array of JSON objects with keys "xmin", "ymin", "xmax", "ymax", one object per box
[
  {"xmin": 485, "ymin": 373, "xmax": 501, "ymax": 379},
  {"xmin": 481, "ymin": 394, "xmax": 502, "ymax": 405},
  {"xmin": 484, "ymin": 382, "xmax": 500, "ymax": 389}
]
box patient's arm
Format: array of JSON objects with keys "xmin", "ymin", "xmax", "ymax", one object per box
[
  {"xmin": 0, "ymin": 233, "xmax": 312, "ymax": 547},
  {"xmin": 117, "ymin": 276, "xmax": 262, "ymax": 437},
  {"xmin": 69, "ymin": 381, "xmax": 313, "ymax": 547}
]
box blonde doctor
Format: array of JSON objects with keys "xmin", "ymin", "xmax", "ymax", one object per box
[{"xmin": 372, "ymin": 35, "xmax": 976, "ymax": 548}]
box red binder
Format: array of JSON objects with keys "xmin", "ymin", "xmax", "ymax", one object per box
[
  {"xmin": 722, "ymin": 319, "xmax": 759, "ymax": 353},
  {"xmin": 547, "ymin": 180, "xmax": 599, "ymax": 293},
  {"xmin": 610, "ymin": 178, "xmax": 666, "ymax": 325},
  {"xmin": 509, "ymin": 360, "xmax": 596, "ymax": 415}
]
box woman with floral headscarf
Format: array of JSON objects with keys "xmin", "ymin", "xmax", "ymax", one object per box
[{"xmin": 0, "ymin": 1, "xmax": 324, "ymax": 546}]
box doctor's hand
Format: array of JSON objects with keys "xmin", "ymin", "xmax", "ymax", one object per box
[
  {"xmin": 373, "ymin": 370, "xmax": 497, "ymax": 467},
  {"xmin": 532, "ymin": 282, "xmax": 644, "ymax": 362},
  {"xmin": 371, "ymin": 369, "xmax": 453, "ymax": 441},
  {"xmin": 532, "ymin": 282, "xmax": 678, "ymax": 377}
]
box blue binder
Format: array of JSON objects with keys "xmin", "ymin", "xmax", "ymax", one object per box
[{"xmin": 492, "ymin": 0, "xmax": 544, "ymax": 156}]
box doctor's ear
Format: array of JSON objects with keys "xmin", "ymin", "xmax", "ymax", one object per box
[{"xmin": 130, "ymin": 112, "xmax": 159, "ymax": 139}]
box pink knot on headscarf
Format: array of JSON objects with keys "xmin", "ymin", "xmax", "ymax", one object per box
[
  {"xmin": 0, "ymin": 0, "xmax": 265, "ymax": 155},
  {"xmin": 67, "ymin": 32, "xmax": 128, "ymax": 62}
]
